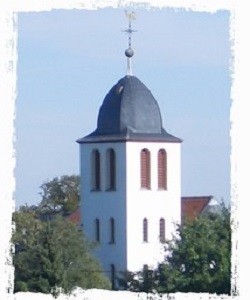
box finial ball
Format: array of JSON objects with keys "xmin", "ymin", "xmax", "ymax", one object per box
[{"xmin": 125, "ymin": 48, "xmax": 134, "ymax": 58}]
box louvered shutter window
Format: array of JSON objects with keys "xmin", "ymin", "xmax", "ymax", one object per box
[
  {"xmin": 158, "ymin": 149, "xmax": 167, "ymax": 189},
  {"xmin": 159, "ymin": 218, "xmax": 165, "ymax": 242},
  {"xmin": 107, "ymin": 149, "xmax": 116, "ymax": 190},
  {"xmin": 141, "ymin": 149, "xmax": 151, "ymax": 189},
  {"xmin": 110, "ymin": 218, "xmax": 115, "ymax": 243},
  {"xmin": 143, "ymin": 218, "xmax": 148, "ymax": 242},
  {"xmin": 92, "ymin": 150, "xmax": 101, "ymax": 190},
  {"xmin": 95, "ymin": 218, "xmax": 100, "ymax": 242}
]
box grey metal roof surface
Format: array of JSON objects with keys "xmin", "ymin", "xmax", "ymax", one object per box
[{"xmin": 77, "ymin": 75, "xmax": 182, "ymax": 143}]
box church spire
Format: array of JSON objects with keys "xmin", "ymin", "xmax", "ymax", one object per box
[{"xmin": 123, "ymin": 10, "xmax": 137, "ymax": 76}]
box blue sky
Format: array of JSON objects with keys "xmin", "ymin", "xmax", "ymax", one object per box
[{"xmin": 15, "ymin": 7, "xmax": 231, "ymax": 208}]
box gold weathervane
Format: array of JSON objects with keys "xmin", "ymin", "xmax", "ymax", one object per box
[
  {"xmin": 125, "ymin": 10, "xmax": 136, "ymax": 22},
  {"xmin": 123, "ymin": 10, "xmax": 137, "ymax": 49}
]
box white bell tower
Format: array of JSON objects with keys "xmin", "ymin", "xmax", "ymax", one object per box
[{"xmin": 77, "ymin": 12, "xmax": 182, "ymax": 289}]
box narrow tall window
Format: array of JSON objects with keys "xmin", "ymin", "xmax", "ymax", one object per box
[
  {"xmin": 110, "ymin": 217, "xmax": 115, "ymax": 244},
  {"xmin": 106, "ymin": 148, "xmax": 116, "ymax": 190},
  {"xmin": 158, "ymin": 149, "xmax": 167, "ymax": 189},
  {"xmin": 143, "ymin": 218, "xmax": 148, "ymax": 242},
  {"xmin": 110, "ymin": 264, "xmax": 116, "ymax": 290},
  {"xmin": 140, "ymin": 149, "xmax": 151, "ymax": 189},
  {"xmin": 95, "ymin": 218, "xmax": 100, "ymax": 242},
  {"xmin": 91, "ymin": 149, "xmax": 101, "ymax": 190},
  {"xmin": 159, "ymin": 218, "xmax": 165, "ymax": 242}
]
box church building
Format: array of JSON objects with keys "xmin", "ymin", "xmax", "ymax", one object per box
[{"xmin": 77, "ymin": 15, "xmax": 182, "ymax": 288}]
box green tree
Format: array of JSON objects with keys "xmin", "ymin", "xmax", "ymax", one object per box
[
  {"xmin": 13, "ymin": 208, "xmax": 111, "ymax": 296},
  {"xmin": 124, "ymin": 206, "xmax": 231, "ymax": 294},
  {"xmin": 39, "ymin": 175, "xmax": 80, "ymax": 215}
]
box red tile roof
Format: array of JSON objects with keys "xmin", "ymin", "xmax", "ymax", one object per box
[
  {"xmin": 181, "ymin": 196, "xmax": 213, "ymax": 222},
  {"xmin": 67, "ymin": 208, "xmax": 81, "ymax": 225}
]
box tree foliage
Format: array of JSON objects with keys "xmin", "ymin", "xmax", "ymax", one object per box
[
  {"xmin": 124, "ymin": 207, "xmax": 231, "ymax": 295},
  {"xmin": 39, "ymin": 175, "xmax": 80, "ymax": 215},
  {"xmin": 13, "ymin": 207, "xmax": 111, "ymax": 296}
]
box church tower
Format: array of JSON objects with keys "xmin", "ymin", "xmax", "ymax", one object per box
[{"xmin": 77, "ymin": 13, "xmax": 182, "ymax": 288}]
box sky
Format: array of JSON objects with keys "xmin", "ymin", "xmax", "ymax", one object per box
[{"xmin": 15, "ymin": 7, "xmax": 231, "ymax": 208}]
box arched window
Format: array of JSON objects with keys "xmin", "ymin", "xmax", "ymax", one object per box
[
  {"xmin": 95, "ymin": 218, "xmax": 100, "ymax": 242},
  {"xmin": 158, "ymin": 149, "xmax": 167, "ymax": 189},
  {"xmin": 110, "ymin": 264, "xmax": 116, "ymax": 290},
  {"xmin": 110, "ymin": 217, "xmax": 115, "ymax": 244},
  {"xmin": 91, "ymin": 149, "xmax": 101, "ymax": 191},
  {"xmin": 143, "ymin": 218, "xmax": 148, "ymax": 242},
  {"xmin": 140, "ymin": 149, "xmax": 151, "ymax": 189},
  {"xmin": 106, "ymin": 148, "xmax": 116, "ymax": 190},
  {"xmin": 159, "ymin": 218, "xmax": 165, "ymax": 242}
]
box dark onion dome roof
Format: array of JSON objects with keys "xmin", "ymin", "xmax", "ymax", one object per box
[{"xmin": 77, "ymin": 75, "xmax": 182, "ymax": 143}]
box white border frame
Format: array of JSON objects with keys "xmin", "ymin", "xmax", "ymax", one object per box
[{"xmin": 1, "ymin": 0, "xmax": 245, "ymax": 299}]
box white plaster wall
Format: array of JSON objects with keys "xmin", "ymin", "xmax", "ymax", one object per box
[
  {"xmin": 14, "ymin": 289, "xmax": 219, "ymax": 300},
  {"xmin": 125, "ymin": 141, "xmax": 181, "ymax": 272},
  {"xmin": 79, "ymin": 140, "xmax": 181, "ymax": 277},
  {"xmin": 79, "ymin": 142, "xmax": 128, "ymax": 278}
]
